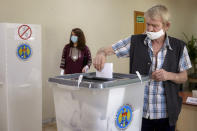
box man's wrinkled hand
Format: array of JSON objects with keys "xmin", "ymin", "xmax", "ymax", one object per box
[
  {"xmin": 93, "ymin": 53, "xmax": 106, "ymax": 71},
  {"xmin": 152, "ymin": 69, "xmax": 169, "ymax": 82}
]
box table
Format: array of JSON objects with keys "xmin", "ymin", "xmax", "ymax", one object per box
[{"xmin": 176, "ymin": 92, "xmax": 197, "ymax": 131}]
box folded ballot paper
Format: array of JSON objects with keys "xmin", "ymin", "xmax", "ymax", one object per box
[{"xmin": 96, "ymin": 63, "xmax": 113, "ymax": 78}]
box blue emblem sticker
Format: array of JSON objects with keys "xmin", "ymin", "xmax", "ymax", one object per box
[
  {"xmin": 17, "ymin": 43, "xmax": 32, "ymax": 61},
  {"xmin": 115, "ymin": 104, "xmax": 133, "ymax": 130}
]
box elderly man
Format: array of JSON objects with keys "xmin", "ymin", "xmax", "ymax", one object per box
[{"xmin": 94, "ymin": 5, "xmax": 192, "ymax": 131}]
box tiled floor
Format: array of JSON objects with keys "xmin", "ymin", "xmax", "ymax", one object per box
[{"xmin": 42, "ymin": 122, "xmax": 57, "ymax": 131}]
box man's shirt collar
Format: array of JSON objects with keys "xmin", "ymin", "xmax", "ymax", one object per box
[{"xmin": 144, "ymin": 34, "xmax": 173, "ymax": 50}]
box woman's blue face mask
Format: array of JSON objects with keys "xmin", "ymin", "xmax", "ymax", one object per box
[{"xmin": 71, "ymin": 35, "xmax": 78, "ymax": 43}]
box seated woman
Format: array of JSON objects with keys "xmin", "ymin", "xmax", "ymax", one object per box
[{"xmin": 60, "ymin": 28, "xmax": 92, "ymax": 74}]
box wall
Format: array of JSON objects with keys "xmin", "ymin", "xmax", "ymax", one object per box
[{"xmin": 0, "ymin": 0, "xmax": 196, "ymax": 121}]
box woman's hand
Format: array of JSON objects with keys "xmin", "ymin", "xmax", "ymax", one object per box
[
  {"xmin": 60, "ymin": 69, "xmax": 65, "ymax": 75},
  {"xmin": 82, "ymin": 65, "xmax": 89, "ymax": 73}
]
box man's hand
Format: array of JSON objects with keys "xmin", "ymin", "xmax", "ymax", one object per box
[
  {"xmin": 93, "ymin": 46, "xmax": 115, "ymax": 71},
  {"xmin": 152, "ymin": 69, "xmax": 169, "ymax": 81},
  {"xmin": 152, "ymin": 69, "xmax": 188, "ymax": 83},
  {"xmin": 93, "ymin": 52, "xmax": 106, "ymax": 71}
]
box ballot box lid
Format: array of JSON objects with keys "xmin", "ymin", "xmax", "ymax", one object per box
[{"xmin": 48, "ymin": 72, "xmax": 149, "ymax": 89}]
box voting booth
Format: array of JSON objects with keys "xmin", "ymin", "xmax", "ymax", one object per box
[
  {"xmin": 0, "ymin": 23, "xmax": 42, "ymax": 131},
  {"xmin": 49, "ymin": 72, "xmax": 148, "ymax": 131}
]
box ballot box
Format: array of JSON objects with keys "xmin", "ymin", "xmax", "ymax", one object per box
[
  {"xmin": 0, "ymin": 23, "xmax": 42, "ymax": 131},
  {"xmin": 49, "ymin": 72, "xmax": 148, "ymax": 131}
]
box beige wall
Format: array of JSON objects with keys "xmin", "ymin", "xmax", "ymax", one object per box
[{"xmin": 0, "ymin": 0, "xmax": 197, "ymax": 120}]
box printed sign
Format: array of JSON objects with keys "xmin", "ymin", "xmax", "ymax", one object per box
[
  {"xmin": 17, "ymin": 43, "xmax": 32, "ymax": 61},
  {"xmin": 115, "ymin": 104, "xmax": 133, "ymax": 130},
  {"xmin": 136, "ymin": 16, "xmax": 144, "ymax": 23},
  {"xmin": 18, "ymin": 24, "xmax": 32, "ymax": 40}
]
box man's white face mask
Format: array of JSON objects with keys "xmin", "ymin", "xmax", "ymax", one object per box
[{"xmin": 146, "ymin": 29, "xmax": 165, "ymax": 40}]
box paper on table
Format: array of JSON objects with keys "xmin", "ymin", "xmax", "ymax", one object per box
[
  {"xmin": 186, "ymin": 97, "xmax": 197, "ymax": 105},
  {"xmin": 96, "ymin": 63, "xmax": 113, "ymax": 78}
]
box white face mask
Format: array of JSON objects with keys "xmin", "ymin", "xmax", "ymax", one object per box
[{"xmin": 146, "ymin": 29, "xmax": 165, "ymax": 40}]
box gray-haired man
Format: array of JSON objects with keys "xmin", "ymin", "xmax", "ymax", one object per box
[{"xmin": 93, "ymin": 5, "xmax": 192, "ymax": 131}]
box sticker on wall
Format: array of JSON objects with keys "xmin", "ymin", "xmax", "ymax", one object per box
[
  {"xmin": 115, "ymin": 104, "xmax": 133, "ymax": 130},
  {"xmin": 16, "ymin": 43, "xmax": 32, "ymax": 61},
  {"xmin": 18, "ymin": 24, "xmax": 32, "ymax": 40}
]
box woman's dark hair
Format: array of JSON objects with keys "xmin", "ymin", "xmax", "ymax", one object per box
[{"xmin": 69, "ymin": 28, "xmax": 86, "ymax": 50}]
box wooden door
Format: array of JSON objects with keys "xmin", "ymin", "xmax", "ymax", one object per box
[{"xmin": 134, "ymin": 11, "xmax": 146, "ymax": 34}]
